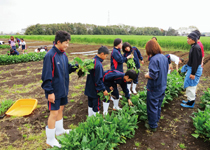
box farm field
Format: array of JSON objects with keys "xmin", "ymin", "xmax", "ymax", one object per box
[
  {"xmin": 0, "ymin": 38, "xmax": 210, "ymax": 150},
  {"xmin": 1, "ymin": 35, "xmax": 210, "ymax": 51}
]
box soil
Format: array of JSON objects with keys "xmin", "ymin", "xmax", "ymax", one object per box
[{"xmin": 0, "ymin": 39, "xmax": 210, "ymax": 150}]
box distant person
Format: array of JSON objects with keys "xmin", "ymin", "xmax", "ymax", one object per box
[
  {"xmin": 8, "ymin": 36, "xmax": 17, "ymax": 50},
  {"xmin": 15, "ymin": 37, "xmax": 21, "ymax": 48},
  {"xmin": 165, "ymin": 54, "xmax": 184, "ymax": 73},
  {"xmin": 193, "ymin": 30, "xmax": 204, "ymax": 68},
  {"xmin": 180, "ymin": 32, "xmax": 202, "ymax": 108},
  {"xmin": 0, "ymin": 41, "xmax": 5, "ymax": 45},
  {"xmin": 9, "ymin": 48, "xmax": 19, "ymax": 55},
  {"xmin": 152, "ymin": 37, "xmax": 157, "ymax": 41},
  {"xmin": 40, "ymin": 47, "xmax": 46, "ymax": 52},
  {"xmin": 44, "ymin": 46, "xmax": 48, "ymax": 52},
  {"xmin": 20, "ymin": 38, "xmax": 27, "ymax": 54}
]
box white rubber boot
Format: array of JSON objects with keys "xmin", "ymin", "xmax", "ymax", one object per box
[
  {"xmin": 113, "ymin": 99, "xmax": 122, "ymax": 110},
  {"xmin": 88, "ymin": 107, "xmax": 93, "ymax": 116},
  {"xmin": 127, "ymin": 84, "xmax": 132, "ymax": 94},
  {"xmin": 103, "ymin": 102, "xmax": 110, "ymax": 115},
  {"xmin": 46, "ymin": 126, "xmax": 61, "ymax": 148},
  {"xmin": 92, "ymin": 111, "xmax": 99, "ymax": 116},
  {"xmin": 55, "ymin": 118, "xmax": 71, "ymax": 136},
  {"xmin": 110, "ymin": 96, "xmax": 114, "ymax": 101},
  {"xmin": 132, "ymin": 83, "xmax": 137, "ymax": 94},
  {"xmin": 168, "ymin": 69, "xmax": 171, "ymax": 74}
]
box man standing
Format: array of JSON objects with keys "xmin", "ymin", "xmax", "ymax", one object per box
[{"xmin": 181, "ymin": 32, "xmax": 202, "ymax": 108}]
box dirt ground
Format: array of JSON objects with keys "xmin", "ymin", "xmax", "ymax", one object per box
[{"xmin": 0, "ymin": 39, "xmax": 210, "ymax": 150}]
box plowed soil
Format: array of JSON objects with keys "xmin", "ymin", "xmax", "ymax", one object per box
[{"xmin": 0, "ymin": 39, "xmax": 210, "ymax": 150}]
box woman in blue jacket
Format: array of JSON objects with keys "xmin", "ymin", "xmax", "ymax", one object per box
[{"xmin": 144, "ymin": 40, "xmax": 168, "ymax": 132}]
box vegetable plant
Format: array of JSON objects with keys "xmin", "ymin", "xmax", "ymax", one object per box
[{"xmin": 0, "ymin": 99, "xmax": 14, "ymax": 115}]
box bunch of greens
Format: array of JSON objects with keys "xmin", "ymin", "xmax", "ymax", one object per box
[
  {"xmin": 71, "ymin": 57, "xmax": 95, "ymax": 78},
  {"xmin": 127, "ymin": 58, "xmax": 139, "ymax": 73},
  {"xmin": 199, "ymin": 88, "xmax": 210, "ymax": 109},
  {"xmin": 97, "ymin": 90, "xmax": 113, "ymax": 103},
  {"xmin": 0, "ymin": 100, "xmax": 14, "ymax": 115}
]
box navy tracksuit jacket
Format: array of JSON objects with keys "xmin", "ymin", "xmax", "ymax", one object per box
[
  {"xmin": 41, "ymin": 46, "xmax": 78, "ymax": 99},
  {"xmin": 123, "ymin": 46, "xmax": 143, "ymax": 84},
  {"xmin": 111, "ymin": 47, "xmax": 127, "ymax": 72},
  {"xmin": 146, "ymin": 53, "xmax": 168, "ymax": 129},
  {"xmin": 165, "ymin": 54, "xmax": 171, "ymax": 64},
  {"xmin": 103, "ymin": 70, "xmax": 130, "ymax": 100},
  {"xmin": 85, "ymin": 55, "xmax": 106, "ymax": 98}
]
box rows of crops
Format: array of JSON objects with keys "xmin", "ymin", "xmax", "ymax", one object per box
[
  {"xmin": 1, "ymin": 35, "xmax": 210, "ymax": 51},
  {"xmin": 48, "ymin": 71, "xmax": 184, "ymax": 150}
]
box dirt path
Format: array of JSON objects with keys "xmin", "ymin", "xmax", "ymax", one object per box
[{"xmin": 0, "ymin": 40, "xmax": 210, "ymax": 150}]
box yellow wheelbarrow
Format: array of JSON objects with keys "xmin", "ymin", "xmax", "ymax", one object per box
[{"xmin": 0, "ymin": 99, "xmax": 37, "ymax": 119}]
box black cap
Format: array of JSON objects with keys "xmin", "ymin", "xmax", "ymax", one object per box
[
  {"xmin": 192, "ymin": 30, "xmax": 201, "ymax": 40},
  {"xmin": 114, "ymin": 38, "xmax": 122, "ymax": 47},
  {"xmin": 188, "ymin": 32, "xmax": 198, "ymax": 42}
]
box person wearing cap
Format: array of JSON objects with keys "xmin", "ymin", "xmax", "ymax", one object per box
[
  {"xmin": 85, "ymin": 46, "xmax": 109, "ymax": 117},
  {"xmin": 111, "ymin": 38, "xmax": 133, "ymax": 72},
  {"xmin": 180, "ymin": 32, "xmax": 202, "ymax": 108},
  {"xmin": 165, "ymin": 54, "xmax": 184, "ymax": 74},
  {"xmin": 193, "ymin": 30, "xmax": 204, "ymax": 68}
]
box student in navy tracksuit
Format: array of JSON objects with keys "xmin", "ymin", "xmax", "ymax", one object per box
[
  {"xmin": 111, "ymin": 38, "xmax": 133, "ymax": 72},
  {"xmin": 122, "ymin": 42, "xmax": 144, "ymax": 94},
  {"xmin": 85, "ymin": 46, "xmax": 110, "ymax": 116},
  {"xmin": 145, "ymin": 40, "xmax": 168, "ymax": 132},
  {"xmin": 41, "ymin": 31, "xmax": 78, "ymax": 148},
  {"xmin": 9, "ymin": 48, "xmax": 19, "ymax": 55},
  {"xmin": 102, "ymin": 70, "xmax": 137, "ymax": 115}
]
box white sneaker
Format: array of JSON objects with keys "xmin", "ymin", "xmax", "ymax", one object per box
[
  {"xmin": 55, "ymin": 118, "xmax": 72, "ymax": 136},
  {"xmin": 113, "ymin": 99, "xmax": 122, "ymax": 110},
  {"xmin": 46, "ymin": 126, "xmax": 61, "ymax": 148}
]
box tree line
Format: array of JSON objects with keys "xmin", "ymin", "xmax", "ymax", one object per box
[{"xmin": 25, "ymin": 23, "xmax": 180, "ymax": 36}]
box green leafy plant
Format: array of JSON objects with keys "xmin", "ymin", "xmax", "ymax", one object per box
[
  {"xmin": 0, "ymin": 99, "xmax": 14, "ymax": 115},
  {"xmin": 70, "ymin": 57, "xmax": 95, "ymax": 78},
  {"xmin": 199, "ymin": 88, "xmax": 210, "ymax": 109},
  {"xmin": 97, "ymin": 90, "xmax": 113, "ymax": 103},
  {"xmin": 127, "ymin": 58, "xmax": 139, "ymax": 73}
]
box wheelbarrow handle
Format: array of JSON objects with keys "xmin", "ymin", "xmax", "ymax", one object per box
[{"xmin": 0, "ymin": 114, "xmax": 6, "ymax": 119}]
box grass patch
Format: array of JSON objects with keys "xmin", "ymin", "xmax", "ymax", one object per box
[
  {"xmin": 71, "ymin": 93, "xmax": 79, "ymax": 98},
  {"xmin": 0, "ymin": 99, "xmax": 14, "ymax": 115}
]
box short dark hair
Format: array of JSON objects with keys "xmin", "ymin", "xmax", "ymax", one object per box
[
  {"xmin": 55, "ymin": 30, "xmax": 71, "ymax": 44},
  {"xmin": 122, "ymin": 42, "xmax": 132, "ymax": 53},
  {"xmin": 114, "ymin": 38, "xmax": 122, "ymax": 47},
  {"xmin": 21, "ymin": 38, "xmax": 24, "ymax": 40},
  {"xmin": 10, "ymin": 49, "xmax": 14, "ymax": 53},
  {"xmin": 180, "ymin": 58, "xmax": 184, "ymax": 62},
  {"xmin": 152, "ymin": 37, "xmax": 157, "ymax": 41},
  {"xmin": 98, "ymin": 46, "xmax": 109, "ymax": 54},
  {"xmin": 125, "ymin": 70, "xmax": 137, "ymax": 80},
  {"xmin": 145, "ymin": 40, "xmax": 162, "ymax": 56}
]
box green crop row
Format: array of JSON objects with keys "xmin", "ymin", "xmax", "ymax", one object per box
[
  {"xmin": 48, "ymin": 71, "xmax": 184, "ymax": 150},
  {"xmin": 0, "ymin": 44, "xmax": 18, "ymax": 49},
  {"xmin": 0, "ymin": 99, "xmax": 14, "ymax": 116},
  {"xmin": 121, "ymin": 71, "xmax": 184, "ymax": 121},
  {"xmin": 0, "ymin": 52, "xmax": 46, "ymax": 65},
  {"xmin": 191, "ymin": 88, "xmax": 210, "ymax": 141},
  {"xmin": 1, "ymin": 35, "xmax": 210, "ymax": 51}
]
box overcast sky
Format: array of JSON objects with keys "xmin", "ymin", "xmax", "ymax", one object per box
[{"xmin": 0, "ymin": 0, "xmax": 209, "ymax": 34}]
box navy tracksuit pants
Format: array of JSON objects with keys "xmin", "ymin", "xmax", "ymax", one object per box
[
  {"xmin": 147, "ymin": 90, "xmax": 165, "ymax": 129},
  {"xmin": 88, "ymin": 97, "xmax": 101, "ymax": 112}
]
